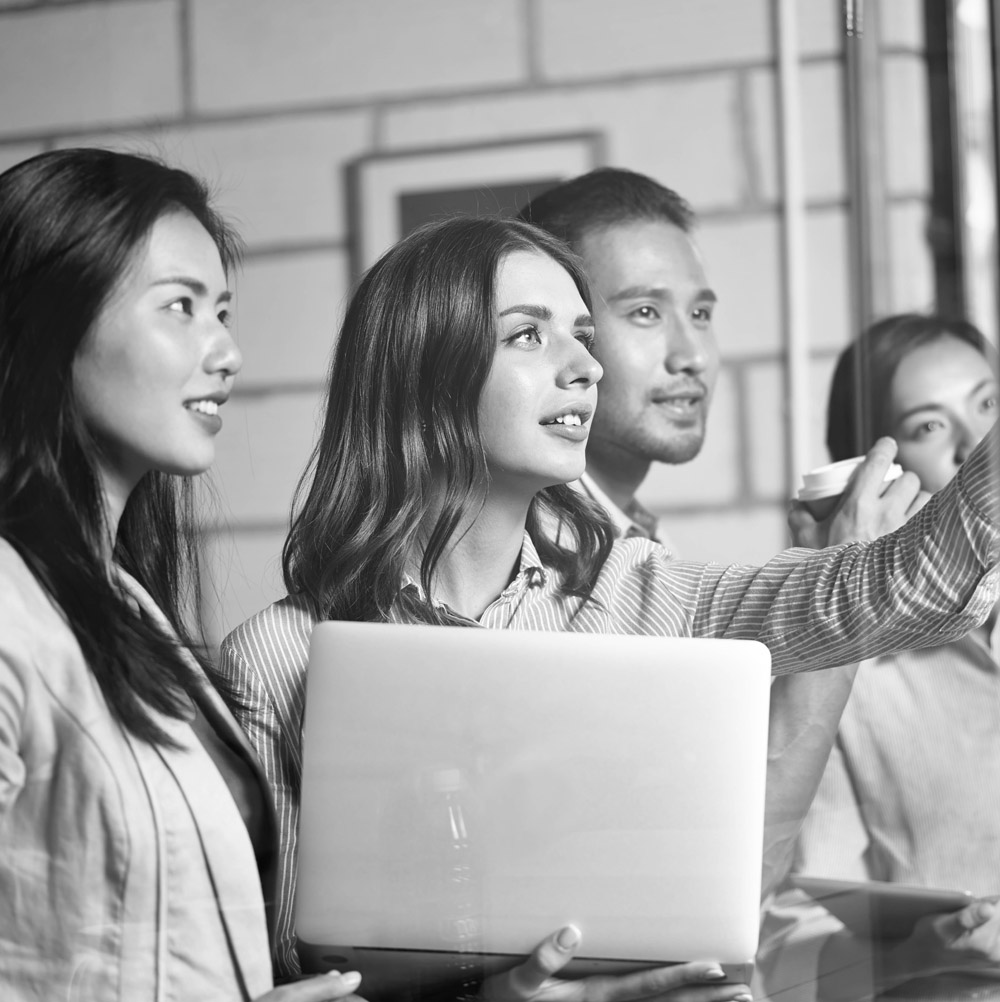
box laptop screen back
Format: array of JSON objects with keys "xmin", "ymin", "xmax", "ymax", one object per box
[{"xmin": 296, "ymin": 622, "xmax": 771, "ymax": 987}]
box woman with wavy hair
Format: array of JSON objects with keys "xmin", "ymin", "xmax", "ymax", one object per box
[
  {"xmin": 0, "ymin": 147, "xmax": 363, "ymax": 1002},
  {"xmin": 222, "ymin": 217, "xmax": 998, "ymax": 996}
]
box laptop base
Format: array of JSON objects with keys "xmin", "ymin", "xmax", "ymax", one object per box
[{"xmin": 298, "ymin": 941, "xmax": 754, "ymax": 1000}]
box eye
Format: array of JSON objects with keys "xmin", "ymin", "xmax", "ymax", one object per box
[
  {"xmin": 576, "ymin": 329, "xmax": 596, "ymax": 354},
  {"xmin": 979, "ymin": 394, "xmax": 997, "ymax": 414},
  {"xmin": 912, "ymin": 418, "xmax": 946, "ymax": 440},
  {"xmin": 218, "ymin": 307, "xmax": 232, "ymax": 328},
  {"xmin": 505, "ymin": 323, "xmax": 542, "ymax": 347},
  {"xmin": 629, "ymin": 305, "xmax": 660, "ymax": 324},
  {"xmin": 167, "ymin": 297, "xmax": 194, "ymax": 317},
  {"xmin": 692, "ymin": 304, "xmax": 714, "ymax": 324}
]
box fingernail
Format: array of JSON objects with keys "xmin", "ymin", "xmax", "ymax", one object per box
[
  {"xmin": 704, "ymin": 967, "xmax": 726, "ymax": 979},
  {"xmin": 734, "ymin": 994, "xmax": 753, "ymax": 1002},
  {"xmin": 331, "ymin": 970, "xmax": 362, "ymax": 990},
  {"xmin": 557, "ymin": 925, "xmax": 581, "ymax": 950}
]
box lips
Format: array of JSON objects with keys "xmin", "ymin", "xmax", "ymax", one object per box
[
  {"xmin": 186, "ymin": 399, "xmax": 220, "ymax": 416},
  {"xmin": 650, "ymin": 381, "xmax": 706, "ymax": 408},
  {"xmin": 540, "ymin": 402, "xmax": 594, "ymax": 427},
  {"xmin": 184, "ymin": 390, "xmax": 230, "ymax": 415}
]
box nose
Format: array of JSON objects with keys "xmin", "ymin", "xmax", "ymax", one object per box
[
  {"xmin": 664, "ymin": 312, "xmax": 708, "ymax": 375},
  {"xmin": 954, "ymin": 417, "xmax": 990, "ymax": 465},
  {"xmin": 207, "ymin": 325, "xmax": 243, "ymax": 380},
  {"xmin": 557, "ymin": 335, "xmax": 603, "ymax": 388}
]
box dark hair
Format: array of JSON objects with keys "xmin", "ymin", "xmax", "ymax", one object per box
[
  {"xmin": 283, "ymin": 215, "xmax": 615, "ymax": 623},
  {"xmin": 0, "ymin": 147, "xmax": 243, "ymax": 745},
  {"xmin": 518, "ymin": 167, "xmax": 695, "ymax": 251},
  {"xmin": 826, "ymin": 313, "xmax": 995, "ymax": 461}
]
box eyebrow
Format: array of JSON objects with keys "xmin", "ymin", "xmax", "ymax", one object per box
[
  {"xmin": 607, "ymin": 285, "xmax": 718, "ymax": 305},
  {"xmin": 895, "ymin": 378, "xmax": 998, "ymax": 423},
  {"xmin": 498, "ymin": 303, "xmax": 593, "ymax": 327},
  {"xmin": 151, "ymin": 276, "xmax": 232, "ymax": 304}
]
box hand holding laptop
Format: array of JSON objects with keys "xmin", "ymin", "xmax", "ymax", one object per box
[
  {"xmin": 253, "ymin": 970, "xmax": 363, "ymax": 1001},
  {"xmin": 483, "ymin": 925, "xmax": 752, "ymax": 1002}
]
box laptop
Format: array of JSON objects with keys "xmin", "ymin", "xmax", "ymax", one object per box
[{"xmin": 296, "ymin": 621, "xmax": 771, "ymax": 996}]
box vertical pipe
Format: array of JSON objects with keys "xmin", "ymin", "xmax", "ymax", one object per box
[
  {"xmin": 844, "ymin": 0, "xmax": 890, "ymax": 454},
  {"xmin": 776, "ymin": 0, "xmax": 810, "ymax": 493}
]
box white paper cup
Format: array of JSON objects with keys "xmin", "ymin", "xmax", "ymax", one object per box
[{"xmin": 797, "ymin": 456, "xmax": 903, "ymax": 519}]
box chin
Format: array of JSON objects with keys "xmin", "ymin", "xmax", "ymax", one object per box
[{"xmin": 647, "ymin": 438, "xmax": 704, "ymax": 465}]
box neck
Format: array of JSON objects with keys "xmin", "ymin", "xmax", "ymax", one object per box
[
  {"xmin": 417, "ymin": 489, "xmax": 532, "ymax": 621},
  {"xmin": 584, "ymin": 444, "xmax": 650, "ymax": 515},
  {"xmin": 96, "ymin": 468, "xmax": 135, "ymax": 570}
]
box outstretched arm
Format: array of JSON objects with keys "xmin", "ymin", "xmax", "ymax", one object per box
[{"xmin": 678, "ymin": 423, "xmax": 1000, "ymax": 673}]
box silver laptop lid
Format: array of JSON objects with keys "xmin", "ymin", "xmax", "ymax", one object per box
[{"xmin": 296, "ymin": 622, "xmax": 770, "ymax": 981}]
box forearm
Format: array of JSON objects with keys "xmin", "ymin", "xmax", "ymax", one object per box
[{"xmin": 760, "ymin": 665, "xmax": 859, "ymax": 900}]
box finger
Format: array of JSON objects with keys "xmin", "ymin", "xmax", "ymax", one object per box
[
  {"xmin": 502, "ymin": 925, "xmax": 581, "ymax": 998},
  {"xmin": 649, "ymin": 984, "xmax": 752, "ymax": 1002},
  {"xmin": 935, "ymin": 902, "xmax": 995, "ymax": 942},
  {"xmin": 905, "ymin": 489, "xmax": 933, "ymax": 518},
  {"xmin": 279, "ymin": 971, "xmax": 362, "ymax": 1002},
  {"xmin": 878, "ymin": 470, "xmax": 922, "ymax": 508},
  {"xmin": 573, "ymin": 963, "xmax": 741, "ymax": 1002},
  {"xmin": 841, "ymin": 437, "xmax": 899, "ymax": 499}
]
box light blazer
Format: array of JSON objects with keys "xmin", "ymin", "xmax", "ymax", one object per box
[{"xmin": 0, "ymin": 537, "xmax": 278, "ymax": 1001}]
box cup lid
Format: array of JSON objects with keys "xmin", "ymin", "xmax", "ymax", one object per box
[{"xmin": 797, "ymin": 456, "xmax": 903, "ymax": 501}]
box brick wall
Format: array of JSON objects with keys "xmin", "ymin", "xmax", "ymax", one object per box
[{"xmin": 0, "ymin": 0, "xmax": 932, "ymax": 645}]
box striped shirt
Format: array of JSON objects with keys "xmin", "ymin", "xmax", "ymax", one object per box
[
  {"xmin": 573, "ymin": 471, "xmax": 675, "ymax": 552},
  {"xmin": 219, "ymin": 427, "xmax": 1000, "ymax": 978}
]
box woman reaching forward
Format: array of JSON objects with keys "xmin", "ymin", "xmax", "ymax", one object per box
[
  {"xmin": 221, "ymin": 217, "xmax": 998, "ymax": 992},
  {"xmin": 0, "ymin": 152, "xmax": 744, "ymax": 1002}
]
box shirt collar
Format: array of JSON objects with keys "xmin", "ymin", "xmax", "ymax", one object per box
[
  {"xmin": 399, "ymin": 531, "xmax": 548, "ymax": 605},
  {"xmin": 575, "ymin": 472, "xmax": 661, "ymax": 543},
  {"xmin": 516, "ymin": 530, "xmax": 547, "ymax": 588}
]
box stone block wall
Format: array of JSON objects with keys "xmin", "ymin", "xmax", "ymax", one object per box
[{"xmin": 0, "ymin": 0, "xmax": 932, "ymax": 643}]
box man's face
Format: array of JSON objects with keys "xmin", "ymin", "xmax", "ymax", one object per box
[{"xmin": 578, "ymin": 219, "xmax": 720, "ymax": 468}]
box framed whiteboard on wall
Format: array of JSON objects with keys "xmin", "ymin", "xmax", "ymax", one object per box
[{"xmin": 347, "ymin": 133, "xmax": 604, "ymax": 279}]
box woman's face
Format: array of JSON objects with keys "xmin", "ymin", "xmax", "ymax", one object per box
[
  {"xmin": 887, "ymin": 334, "xmax": 997, "ymax": 493},
  {"xmin": 73, "ymin": 210, "xmax": 242, "ymax": 507},
  {"xmin": 479, "ymin": 250, "xmax": 602, "ymax": 495}
]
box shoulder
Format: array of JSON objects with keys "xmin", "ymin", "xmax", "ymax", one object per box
[
  {"xmin": 0, "ymin": 539, "xmax": 117, "ymax": 763},
  {"xmin": 587, "ymin": 536, "xmax": 682, "ymax": 607},
  {"xmin": 597, "ymin": 536, "xmax": 681, "ymax": 580},
  {"xmin": 0, "ymin": 539, "xmax": 81, "ymax": 681},
  {"xmin": 220, "ymin": 593, "xmax": 316, "ymax": 681}
]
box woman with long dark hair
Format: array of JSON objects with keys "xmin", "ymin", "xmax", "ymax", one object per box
[
  {"xmin": 221, "ymin": 218, "xmax": 998, "ymax": 993},
  {"xmin": 0, "ymin": 148, "xmax": 363, "ymax": 1001}
]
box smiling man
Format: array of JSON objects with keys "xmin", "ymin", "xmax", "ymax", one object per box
[
  {"xmin": 520, "ymin": 168, "xmax": 717, "ymax": 547},
  {"xmin": 519, "ymin": 169, "xmax": 920, "ymax": 916}
]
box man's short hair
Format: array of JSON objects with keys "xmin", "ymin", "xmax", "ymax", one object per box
[{"xmin": 518, "ymin": 167, "xmax": 695, "ymax": 251}]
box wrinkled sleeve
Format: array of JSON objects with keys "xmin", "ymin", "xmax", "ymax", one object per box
[{"xmin": 217, "ymin": 637, "xmax": 303, "ymax": 981}]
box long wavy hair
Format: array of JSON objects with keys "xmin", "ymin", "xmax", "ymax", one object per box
[
  {"xmin": 826, "ymin": 312, "xmax": 995, "ymax": 461},
  {"xmin": 283, "ymin": 215, "xmax": 615, "ymax": 623},
  {"xmin": 0, "ymin": 148, "xmax": 243, "ymax": 745}
]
